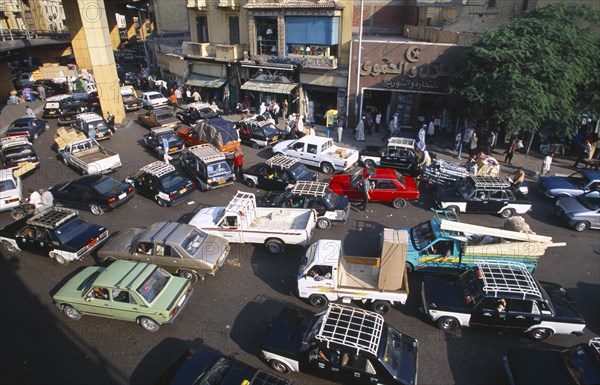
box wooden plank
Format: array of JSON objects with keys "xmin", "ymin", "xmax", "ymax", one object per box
[{"xmin": 440, "ymin": 219, "xmax": 553, "ymax": 243}]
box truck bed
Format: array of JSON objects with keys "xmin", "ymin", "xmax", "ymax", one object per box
[
  {"xmin": 76, "ymin": 147, "xmax": 112, "ymax": 163},
  {"xmin": 338, "ymin": 256, "xmax": 409, "ymax": 293},
  {"xmin": 252, "ymin": 208, "xmax": 313, "ymax": 231}
]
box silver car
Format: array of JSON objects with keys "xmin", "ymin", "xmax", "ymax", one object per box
[{"xmin": 555, "ymin": 190, "xmax": 600, "ymax": 231}]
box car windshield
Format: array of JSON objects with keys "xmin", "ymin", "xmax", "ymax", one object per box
[
  {"xmin": 262, "ymin": 123, "xmax": 279, "ymax": 136},
  {"xmin": 157, "ymin": 112, "xmax": 174, "ymax": 120},
  {"xmin": 380, "ymin": 325, "xmax": 415, "ymax": 378},
  {"xmin": 207, "ymin": 161, "xmax": 231, "ymax": 178},
  {"xmin": 395, "ymin": 171, "xmax": 406, "ymax": 187},
  {"xmin": 323, "ymin": 189, "xmax": 339, "ymax": 207},
  {"xmin": 349, "ymin": 170, "xmax": 363, "ymax": 187},
  {"xmin": 0, "ymin": 179, "xmax": 17, "ymax": 192},
  {"xmin": 136, "ymin": 266, "xmax": 171, "ymax": 303},
  {"xmin": 299, "ymin": 242, "xmax": 318, "ymax": 275},
  {"xmin": 290, "ymin": 165, "xmax": 311, "ymax": 180},
  {"xmin": 9, "ymin": 122, "xmax": 29, "ymax": 130},
  {"xmin": 192, "ymin": 357, "xmax": 233, "ymax": 385},
  {"xmin": 566, "ymin": 172, "xmax": 589, "ymax": 188},
  {"xmin": 457, "ymin": 179, "xmax": 475, "ymax": 198},
  {"xmin": 88, "ymin": 121, "xmax": 108, "ymax": 131},
  {"xmin": 4, "ymin": 145, "xmax": 34, "ymax": 158},
  {"xmin": 182, "ymin": 229, "xmax": 209, "ymax": 257},
  {"xmin": 158, "ymin": 132, "xmax": 179, "ymax": 144},
  {"xmin": 160, "ymin": 172, "xmax": 187, "ymax": 190},
  {"xmin": 91, "ymin": 177, "xmax": 122, "ymax": 195},
  {"xmin": 149, "ymin": 94, "xmax": 162, "ymax": 100},
  {"xmin": 562, "ymin": 345, "xmax": 600, "ymax": 384},
  {"xmin": 54, "ymin": 217, "xmax": 92, "ymax": 244},
  {"xmin": 576, "ymin": 194, "xmax": 600, "ymax": 211},
  {"xmin": 410, "ymin": 221, "xmax": 436, "ymax": 251}
]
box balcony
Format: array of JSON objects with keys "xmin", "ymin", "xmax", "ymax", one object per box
[
  {"xmin": 183, "ymin": 42, "xmax": 215, "ymax": 58},
  {"xmin": 187, "ymin": 0, "xmax": 208, "ymax": 10},
  {"xmin": 258, "ymin": 54, "xmax": 338, "ymax": 70},
  {"xmin": 214, "ymin": 44, "xmax": 246, "ymax": 62},
  {"xmin": 217, "ymin": 0, "xmax": 241, "ymax": 9}
]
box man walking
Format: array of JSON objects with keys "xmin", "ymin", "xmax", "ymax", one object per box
[
  {"xmin": 336, "ymin": 117, "xmax": 344, "ymax": 143},
  {"xmin": 174, "ymin": 87, "xmax": 183, "ymax": 106},
  {"xmin": 360, "ymin": 175, "xmax": 372, "ymax": 211},
  {"xmin": 162, "ymin": 136, "xmax": 172, "ymax": 164},
  {"xmin": 542, "ymin": 152, "xmax": 554, "ymax": 175},
  {"xmin": 233, "ymin": 148, "xmax": 244, "ymax": 180},
  {"xmin": 26, "ymin": 105, "xmax": 35, "ymax": 118},
  {"xmin": 375, "ymin": 111, "xmax": 382, "ymax": 133},
  {"xmin": 37, "ymin": 84, "xmax": 46, "ymax": 101}
]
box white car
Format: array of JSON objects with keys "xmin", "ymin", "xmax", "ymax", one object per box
[
  {"xmin": 141, "ymin": 91, "xmax": 169, "ymax": 110},
  {"xmin": 0, "ymin": 169, "xmax": 22, "ymax": 212}
]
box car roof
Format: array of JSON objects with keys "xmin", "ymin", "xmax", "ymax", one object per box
[
  {"xmin": 93, "ymin": 260, "xmax": 158, "ymax": 289},
  {"xmin": 143, "ymin": 91, "xmax": 162, "ymax": 96},
  {"xmin": 371, "ymin": 167, "xmax": 398, "ymax": 178},
  {"xmin": 10, "ymin": 118, "xmax": 35, "ymax": 124},
  {"xmin": 137, "ymin": 221, "xmax": 195, "ymax": 245},
  {"xmin": 77, "ymin": 112, "xmax": 104, "ymax": 122},
  {"xmin": 0, "ymin": 168, "xmax": 16, "ymax": 180}
]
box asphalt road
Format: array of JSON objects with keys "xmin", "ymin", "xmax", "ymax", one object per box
[{"xmin": 1, "ymin": 111, "xmax": 599, "ymax": 385}]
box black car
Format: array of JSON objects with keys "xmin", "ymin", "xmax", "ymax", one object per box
[
  {"xmin": 156, "ymin": 346, "xmax": 292, "ymax": 385},
  {"xmin": 179, "ymin": 144, "xmax": 235, "ymax": 192},
  {"xmin": 260, "ymin": 304, "xmax": 418, "ymax": 385},
  {"xmin": 257, "ymin": 181, "xmax": 350, "ymax": 229},
  {"xmin": 359, "ymin": 137, "xmax": 420, "ymax": 176},
  {"xmin": 34, "ymin": 80, "xmax": 69, "ymax": 98},
  {"xmin": 57, "ymin": 102, "xmax": 87, "ymax": 126},
  {"xmin": 504, "ymin": 338, "xmax": 600, "ymax": 385},
  {"xmin": 434, "ymin": 176, "xmax": 532, "ymax": 218},
  {"xmin": 142, "ymin": 127, "xmax": 185, "ymax": 159},
  {"xmin": 49, "ymin": 175, "xmax": 135, "ymax": 216},
  {"xmin": 0, "ymin": 207, "xmax": 109, "ymax": 265},
  {"xmin": 236, "ymin": 118, "xmax": 281, "ymax": 149},
  {"xmin": 176, "ymin": 104, "xmax": 220, "ymax": 126},
  {"xmin": 0, "ymin": 136, "xmax": 40, "ymax": 170},
  {"xmin": 42, "ymin": 94, "xmax": 77, "ymax": 118},
  {"xmin": 123, "ymin": 72, "xmax": 140, "ymax": 87},
  {"xmin": 126, "ymin": 161, "xmax": 195, "ymax": 206},
  {"xmin": 244, "ymin": 154, "xmax": 317, "ymax": 191},
  {"xmin": 4, "ymin": 118, "xmax": 49, "ymax": 142}
]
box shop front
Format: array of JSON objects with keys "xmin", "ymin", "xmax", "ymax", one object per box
[
  {"xmin": 187, "ymin": 62, "xmax": 229, "ymax": 106},
  {"xmin": 300, "ymin": 71, "xmax": 347, "ymax": 126},
  {"xmin": 240, "ymin": 70, "xmax": 299, "ymax": 116}
]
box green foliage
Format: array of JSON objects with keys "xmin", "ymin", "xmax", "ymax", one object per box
[{"xmin": 447, "ymin": 2, "xmax": 600, "ymax": 136}]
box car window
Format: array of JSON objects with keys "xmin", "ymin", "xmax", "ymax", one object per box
[
  {"xmin": 306, "ymin": 199, "xmax": 325, "ymax": 210},
  {"xmin": 307, "ymin": 144, "xmax": 318, "ymax": 154},
  {"xmin": 475, "ymin": 191, "xmax": 488, "ymax": 200},
  {"xmin": 112, "ymin": 289, "xmax": 136, "ymax": 304},
  {"xmin": 489, "ymin": 190, "xmax": 505, "ymax": 200},
  {"xmin": 136, "ymin": 267, "xmax": 170, "ymax": 303},
  {"xmin": 506, "ymin": 299, "xmax": 533, "ymax": 313},
  {"xmin": 376, "ymin": 180, "xmax": 396, "ymax": 190},
  {"xmin": 92, "ymin": 287, "xmax": 109, "ymax": 300},
  {"xmin": 0, "ymin": 179, "xmax": 17, "ymax": 192},
  {"xmin": 292, "ymin": 142, "xmax": 304, "ymax": 151}
]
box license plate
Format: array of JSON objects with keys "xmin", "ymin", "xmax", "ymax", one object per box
[
  {"xmin": 50, "ymin": 112, "xmax": 55, "ymax": 115},
  {"xmin": 179, "ymin": 188, "xmax": 187, "ymax": 194},
  {"xmin": 218, "ymin": 180, "xmax": 226, "ymax": 185},
  {"xmin": 118, "ymin": 193, "xmax": 126, "ymax": 200},
  {"xmin": 131, "ymin": 104, "xmax": 138, "ymax": 107},
  {"xmin": 97, "ymin": 133, "xmax": 104, "ymax": 137},
  {"xmin": 169, "ymin": 147, "xmax": 177, "ymax": 151}
]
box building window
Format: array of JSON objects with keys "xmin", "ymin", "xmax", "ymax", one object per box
[
  {"xmin": 196, "ymin": 16, "xmax": 208, "ymax": 43},
  {"xmin": 229, "ymin": 16, "xmax": 240, "ymax": 45},
  {"xmin": 285, "ymin": 17, "xmax": 339, "ymax": 58},
  {"xmin": 255, "ymin": 16, "xmax": 277, "ymax": 55},
  {"xmin": 521, "ymin": 0, "xmax": 530, "ymax": 11},
  {"xmin": 488, "ymin": 0, "xmax": 496, "ymax": 7}
]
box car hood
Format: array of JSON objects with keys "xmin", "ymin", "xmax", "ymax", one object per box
[
  {"xmin": 540, "ymin": 176, "xmax": 580, "ymax": 194},
  {"xmin": 328, "ymin": 174, "xmax": 351, "ymax": 190},
  {"xmin": 556, "ymin": 196, "xmax": 589, "ymax": 215},
  {"xmin": 506, "ymin": 348, "xmax": 574, "ymax": 385},
  {"xmin": 189, "ymin": 207, "xmax": 225, "ymax": 228},
  {"xmin": 53, "ymin": 265, "xmax": 105, "ymax": 302},
  {"xmin": 539, "ymin": 281, "xmax": 585, "ymax": 323},
  {"xmin": 97, "ymin": 227, "xmax": 145, "ymax": 258},
  {"xmin": 333, "ymin": 194, "xmax": 350, "ymax": 211},
  {"xmin": 272, "ymin": 140, "xmax": 296, "ymax": 153},
  {"xmin": 262, "ymin": 307, "xmax": 312, "ymax": 360}
]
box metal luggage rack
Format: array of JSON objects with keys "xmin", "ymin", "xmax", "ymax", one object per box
[
  {"xmin": 188, "ymin": 144, "xmax": 225, "ymax": 163},
  {"xmin": 1, "ymin": 136, "xmax": 31, "ymax": 148},
  {"xmin": 265, "ymin": 154, "xmax": 298, "ymax": 169},
  {"xmin": 27, "ymin": 207, "xmax": 79, "ymax": 229},
  {"xmin": 316, "ymin": 303, "xmax": 384, "ymax": 356},
  {"xmin": 475, "ymin": 261, "xmax": 542, "ymax": 300},
  {"xmin": 76, "ymin": 112, "xmax": 102, "ymax": 122},
  {"xmin": 471, "ymin": 176, "xmax": 510, "ymax": 189},
  {"xmin": 46, "ymin": 94, "xmax": 72, "ymax": 101},
  {"xmin": 291, "ymin": 181, "xmax": 328, "ymax": 196},
  {"xmin": 141, "ymin": 161, "xmax": 176, "ymax": 177},
  {"xmin": 150, "ymin": 126, "xmax": 174, "ymax": 134},
  {"xmin": 387, "ymin": 137, "xmax": 416, "ymax": 148},
  {"xmin": 590, "ymin": 337, "xmax": 600, "ymax": 353}
]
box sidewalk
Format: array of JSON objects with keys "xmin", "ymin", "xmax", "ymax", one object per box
[{"xmin": 0, "ymin": 100, "xmax": 45, "ymax": 135}]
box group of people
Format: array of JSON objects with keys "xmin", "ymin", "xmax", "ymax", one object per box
[{"xmin": 26, "ymin": 188, "xmax": 54, "ymax": 214}]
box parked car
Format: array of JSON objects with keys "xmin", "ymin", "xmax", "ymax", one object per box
[
  {"xmin": 0, "ymin": 207, "xmax": 108, "ymax": 264},
  {"xmin": 257, "ymin": 181, "xmax": 350, "ymax": 230},
  {"xmin": 504, "ymin": 338, "xmax": 600, "ymax": 385},
  {"xmin": 555, "ymin": 190, "xmax": 600, "ymax": 231},
  {"xmin": 72, "ymin": 112, "xmax": 113, "ymax": 141},
  {"xmin": 97, "ymin": 221, "xmax": 230, "ymax": 283},
  {"xmin": 261, "ymin": 303, "xmax": 418, "ymax": 385},
  {"xmin": 142, "ymin": 127, "xmax": 185, "ymax": 159},
  {"xmin": 179, "ymin": 144, "xmax": 235, "ymax": 192},
  {"xmin": 42, "ymin": 94, "xmax": 75, "ymax": 118},
  {"xmin": 4, "ymin": 118, "xmax": 49, "ymax": 142},
  {"xmin": 244, "ymin": 154, "xmax": 317, "ymax": 191},
  {"xmin": 328, "ymin": 167, "xmax": 419, "ymax": 209},
  {"xmin": 141, "ymin": 91, "xmax": 169, "ymax": 109},
  {"xmin": 0, "ymin": 136, "xmax": 40, "ymax": 171},
  {"xmin": 125, "ymin": 161, "xmax": 195, "ymax": 206},
  {"xmin": 236, "ymin": 117, "xmax": 281, "ymax": 149},
  {"xmin": 176, "ymin": 102, "xmax": 220, "ymax": 126},
  {"xmin": 56, "ymin": 102, "xmax": 87, "ymax": 126},
  {"xmin": 421, "ymin": 260, "xmax": 586, "ymax": 341},
  {"xmin": 359, "ymin": 137, "xmax": 421, "ymax": 176},
  {"xmin": 272, "ymin": 136, "xmax": 359, "ymax": 174},
  {"xmin": 138, "ymin": 108, "xmax": 180, "ymax": 130},
  {"xmin": 539, "ymin": 170, "xmax": 600, "ymax": 199},
  {"xmin": 49, "ymin": 174, "xmax": 135, "ymax": 215},
  {"xmin": 435, "ymin": 176, "xmax": 531, "ymax": 218},
  {"xmin": 156, "ymin": 346, "xmax": 293, "ymax": 385},
  {"xmin": 0, "ymin": 168, "xmax": 22, "ymax": 212},
  {"xmin": 120, "ymin": 86, "xmax": 143, "ymax": 111},
  {"xmin": 52, "ymin": 260, "xmax": 193, "ymax": 332}
]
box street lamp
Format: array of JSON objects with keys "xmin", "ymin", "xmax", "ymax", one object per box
[{"xmin": 126, "ymin": 4, "xmax": 150, "ymax": 71}]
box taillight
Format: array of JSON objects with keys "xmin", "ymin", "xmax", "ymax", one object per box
[
  {"xmin": 190, "ymin": 182, "xmax": 195, "ymax": 189},
  {"xmin": 207, "ymin": 182, "xmax": 212, "ymax": 187},
  {"xmin": 169, "ymin": 307, "xmax": 177, "ymax": 318},
  {"xmin": 107, "ymin": 197, "xmax": 117, "ymax": 204},
  {"xmin": 6, "ymin": 198, "xmax": 19, "ymax": 203},
  {"xmin": 169, "ymin": 192, "xmax": 175, "ymax": 199},
  {"xmin": 127, "ymin": 186, "xmax": 134, "ymax": 193}
]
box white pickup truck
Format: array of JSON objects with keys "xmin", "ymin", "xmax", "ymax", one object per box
[
  {"xmin": 59, "ymin": 138, "xmax": 122, "ymax": 175},
  {"xmin": 189, "ymin": 191, "xmax": 317, "ymax": 254},
  {"xmin": 297, "ymin": 228, "xmax": 410, "ymax": 314},
  {"xmin": 272, "ymin": 136, "xmax": 359, "ymax": 174}
]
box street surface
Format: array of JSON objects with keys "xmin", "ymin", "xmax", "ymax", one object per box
[{"xmin": 1, "ymin": 109, "xmax": 598, "ymax": 385}]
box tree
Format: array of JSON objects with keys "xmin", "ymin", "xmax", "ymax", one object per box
[{"xmin": 447, "ymin": 3, "xmax": 600, "ymax": 143}]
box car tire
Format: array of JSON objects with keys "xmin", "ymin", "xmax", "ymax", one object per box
[
  {"xmin": 62, "ymin": 305, "xmax": 82, "ymax": 320},
  {"xmin": 251, "ymin": 142, "xmax": 259, "ymax": 149},
  {"xmin": 179, "ymin": 269, "xmax": 198, "ymax": 284},
  {"xmin": 245, "ymin": 178, "xmax": 256, "ymax": 188},
  {"xmin": 62, "ymin": 157, "xmax": 69, "ymax": 166},
  {"xmin": 89, "ymin": 204, "xmax": 104, "ymax": 216},
  {"xmin": 364, "ymin": 159, "xmax": 376, "ymax": 169},
  {"xmin": 528, "ymin": 328, "xmax": 553, "ymax": 341},
  {"xmin": 50, "ymin": 251, "xmax": 67, "ymax": 265},
  {"xmin": 437, "ymin": 316, "xmax": 459, "ymax": 330},
  {"xmin": 156, "ymin": 198, "xmax": 167, "ymax": 207},
  {"xmin": 2, "ymin": 241, "xmax": 19, "ymax": 254},
  {"xmin": 500, "ymin": 208, "xmax": 515, "ymax": 219},
  {"xmin": 447, "ymin": 205, "xmax": 460, "ymax": 215},
  {"xmin": 316, "ymin": 217, "xmax": 331, "ymax": 230},
  {"xmin": 406, "ymin": 262, "xmax": 414, "ymax": 274},
  {"xmin": 392, "ymin": 198, "xmax": 407, "ymax": 209},
  {"xmin": 139, "ymin": 317, "xmax": 160, "ymax": 332},
  {"xmin": 371, "ymin": 301, "xmax": 392, "ymax": 314},
  {"xmin": 308, "ymin": 294, "xmax": 329, "ymax": 308},
  {"xmin": 573, "ymin": 221, "xmax": 590, "ymax": 232},
  {"xmin": 269, "ymin": 359, "xmax": 290, "ymax": 374},
  {"xmin": 320, "ymin": 162, "xmax": 334, "ymax": 174},
  {"xmin": 265, "ymin": 239, "xmax": 285, "ymax": 255},
  {"xmin": 33, "ymin": 133, "xmax": 39, "ymax": 140}
]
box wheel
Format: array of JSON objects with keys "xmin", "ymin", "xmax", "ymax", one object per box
[
  {"xmin": 447, "ymin": 205, "xmax": 460, "ymax": 215},
  {"xmin": 2, "ymin": 241, "xmax": 19, "ymax": 253},
  {"xmin": 179, "ymin": 269, "xmax": 198, "ymax": 283},
  {"xmin": 308, "ymin": 294, "xmax": 329, "ymax": 308},
  {"xmin": 500, "ymin": 208, "xmax": 515, "ymax": 219},
  {"xmin": 62, "ymin": 157, "xmax": 69, "ymax": 166},
  {"xmin": 251, "ymin": 141, "xmax": 259, "ymax": 149},
  {"xmin": 320, "ymin": 162, "xmax": 334, "ymax": 174},
  {"xmin": 139, "ymin": 317, "xmax": 160, "ymax": 332},
  {"xmin": 62, "ymin": 305, "xmax": 82, "ymax": 320},
  {"xmin": 573, "ymin": 221, "xmax": 590, "ymax": 232},
  {"xmin": 437, "ymin": 316, "xmax": 459, "ymax": 330},
  {"xmin": 269, "ymin": 359, "xmax": 290, "ymax": 374},
  {"xmin": 89, "ymin": 204, "xmax": 104, "ymax": 216},
  {"xmin": 33, "ymin": 133, "xmax": 39, "ymax": 140},
  {"xmin": 265, "ymin": 239, "xmax": 285, "ymax": 255},
  {"xmin": 406, "ymin": 262, "xmax": 414, "ymax": 274},
  {"xmin": 245, "ymin": 178, "xmax": 256, "ymax": 188},
  {"xmin": 528, "ymin": 328, "xmax": 553, "ymax": 341},
  {"xmin": 50, "ymin": 252, "xmax": 67, "ymax": 265},
  {"xmin": 156, "ymin": 198, "xmax": 167, "ymax": 207},
  {"xmin": 392, "ymin": 198, "xmax": 407, "ymax": 209},
  {"xmin": 364, "ymin": 159, "xmax": 376, "ymax": 169},
  {"xmin": 316, "ymin": 217, "xmax": 331, "ymax": 230},
  {"xmin": 10, "ymin": 209, "xmax": 26, "ymax": 221},
  {"xmin": 371, "ymin": 301, "xmax": 392, "ymax": 314}
]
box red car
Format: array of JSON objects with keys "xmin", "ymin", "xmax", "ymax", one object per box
[{"xmin": 328, "ymin": 167, "xmax": 419, "ymax": 208}]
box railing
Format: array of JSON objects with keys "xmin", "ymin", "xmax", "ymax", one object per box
[
  {"xmin": 187, "ymin": 0, "xmax": 208, "ymax": 9},
  {"xmin": 0, "ymin": 29, "xmax": 70, "ymax": 41},
  {"xmin": 183, "ymin": 41, "xmax": 215, "ymax": 58}
]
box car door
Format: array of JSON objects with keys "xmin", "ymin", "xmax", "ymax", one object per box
[
  {"xmin": 151, "ymin": 243, "xmax": 184, "ymax": 274},
  {"xmin": 306, "ymin": 197, "xmax": 327, "ymax": 217},
  {"xmin": 503, "ymin": 299, "xmax": 542, "ymax": 331},
  {"xmin": 303, "ymin": 346, "xmax": 341, "ymax": 382},
  {"xmin": 78, "ymin": 287, "xmax": 112, "ymax": 317},
  {"xmin": 487, "ymin": 190, "xmax": 509, "ymax": 213},
  {"xmin": 110, "ymin": 288, "xmax": 139, "ymax": 321},
  {"xmin": 285, "ymin": 141, "xmax": 305, "ymax": 160},
  {"xmin": 304, "ymin": 143, "xmax": 320, "ymax": 167},
  {"xmin": 15, "ymin": 226, "xmax": 53, "ymax": 255},
  {"xmin": 469, "ymin": 297, "xmax": 508, "ymax": 328},
  {"xmin": 369, "ymin": 179, "xmax": 396, "ymax": 202},
  {"xmin": 216, "ymin": 215, "xmax": 244, "ymax": 243},
  {"xmin": 258, "ymin": 167, "xmax": 278, "ymax": 190},
  {"xmin": 133, "ymin": 173, "xmax": 152, "ymax": 198},
  {"xmin": 338, "ymin": 353, "xmax": 381, "ymax": 385},
  {"xmin": 466, "ymin": 190, "xmax": 489, "ymax": 213}
]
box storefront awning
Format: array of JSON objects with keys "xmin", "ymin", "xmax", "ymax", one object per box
[
  {"xmin": 241, "ymin": 80, "xmax": 298, "ymax": 94},
  {"xmin": 186, "ymin": 74, "xmax": 227, "ymax": 88}
]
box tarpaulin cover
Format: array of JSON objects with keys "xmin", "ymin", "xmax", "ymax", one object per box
[{"xmin": 194, "ymin": 118, "xmax": 239, "ymax": 152}]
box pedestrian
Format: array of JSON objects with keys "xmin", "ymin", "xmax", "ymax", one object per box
[
  {"xmin": 360, "ymin": 175, "xmax": 372, "ymax": 211},
  {"xmin": 36, "ymin": 84, "xmax": 46, "ymax": 101},
  {"xmin": 174, "ymin": 87, "xmax": 183, "ymax": 105},
  {"xmin": 375, "ymin": 111, "xmax": 382, "ymax": 133},
  {"xmin": 170, "ymin": 93, "xmax": 178, "ymax": 111},
  {"xmin": 355, "ymin": 117, "xmax": 365, "ymax": 141},
  {"xmin": 40, "ymin": 189, "xmax": 54, "ymax": 212},
  {"xmin": 417, "ymin": 124, "xmax": 427, "ymax": 152},
  {"xmin": 574, "ymin": 139, "xmax": 592, "ymax": 168},
  {"xmin": 29, "ymin": 188, "xmax": 43, "ymax": 213},
  {"xmin": 162, "ymin": 136, "xmax": 172, "ymax": 164},
  {"xmin": 192, "ymin": 89, "xmax": 201, "ymax": 103},
  {"xmin": 297, "ymin": 114, "xmax": 305, "ymax": 135},
  {"xmin": 22, "ymin": 87, "xmax": 32, "ymax": 102},
  {"xmin": 185, "ymin": 88, "xmax": 192, "ymax": 104},
  {"xmin": 542, "ymin": 152, "xmax": 554, "ymax": 175},
  {"xmin": 510, "ymin": 168, "xmax": 525, "ymax": 189},
  {"xmin": 365, "ymin": 111, "xmax": 373, "ymax": 135},
  {"xmin": 469, "ymin": 132, "xmax": 478, "ymax": 157},
  {"xmin": 106, "ymin": 111, "xmax": 115, "ymax": 132},
  {"xmin": 282, "ymin": 99, "xmax": 288, "ymax": 121},
  {"xmin": 336, "ymin": 117, "xmax": 344, "ymax": 143},
  {"xmin": 210, "ymin": 100, "xmax": 219, "ymax": 113},
  {"xmin": 259, "ymin": 102, "xmax": 267, "ymax": 116},
  {"xmin": 284, "ymin": 122, "xmax": 292, "ymax": 140},
  {"xmin": 454, "ymin": 131, "xmax": 462, "ymax": 151},
  {"xmin": 272, "ymin": 101, "xmax": 280, "ymax": 125},
  {"xmin": 427, "ymin": 120, "xmax": 435, "ymax": 144},
  {"xmin": 504, "ymin": 137, "xmax": 518, "ymax": 164},
  {"xmin": 308, "ymin": 124, "xmax": 316, "ymax": 136},
  {"xmin": 88, "ymin": 125, "xmax": 97, "ymax": 141},
  {"xmin": 416, "ymin": 149, "xmax": 432, "ymax": 168},
  {"xmin": 485, "ymin": 130, "xmax": 495, "ymax": 154},
  {"xmin": 25, "ymin": 105, "xmax": 35, "ymax": 118},
  {"xmin": 233, "ymin": 148, "xmax": 244, "ymax": 180},
  {"xmin": 465, "ymin": 155, "xmax": 478, "ymax": 175}
]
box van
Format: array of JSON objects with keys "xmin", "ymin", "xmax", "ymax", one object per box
[{"xmin": 0, "ymin": 169, "xmax": 22, "ymax": 212}]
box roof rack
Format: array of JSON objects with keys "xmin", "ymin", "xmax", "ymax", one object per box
[
  {"xmin": 265, "ymin": 154, "xmax": 298, "ymax": 169},
  {"xmin": 188, "ymin": 144, "xmax": 225, "ymax": 163},
  {"xmin": 470, "ymin": 176, "xmax": 510, "ymax": 189},
  {"xmin": 150, "ymin": 126, "xmax": 174, "ymax": 134},
  {"xmin": 475, "ymin": 261, "xmax": 542, "ymax": 300},
  {"xmin": 77, "ymin": 112, "xmax": 103, "ymax": 122},
  {"xmin": 1, "ymin": 136, "xmax": 31, "ymax": 148},
  {"xmin": 27, "ymin": 207, "xmax": 79, "ymax": 229},
  {"xmin": 589, "ymin": 337, "xmax": 600, "ymax": 354},
  {"xmin": 186, "ymin": 102, "xmax": 211, "ymax": 111},
  {"xmin": 432, "ymin": 209, "xmax": 460, "ymax": 222},
  {"xmin": 141, "ymin": 161, "xmax": 176, "ymax": 177},
  {"xmin": 316, "ymin": 303, "xmax": 384, "ymax": 356},
  {"xmin": 291, "ymin": 181, "xmax": 328, "ymax": 196},
  {"xmin": 46, "ymin": 94, "xmax": 72, "ymax": 101},
  {"xmin": 387, "ymin": 137, "xmax": 415, "ymax": 148}
]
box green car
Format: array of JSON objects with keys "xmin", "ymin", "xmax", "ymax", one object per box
[{"xmin": 52, "ymin": 260, "xmax": 193, "ymax": 332}]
